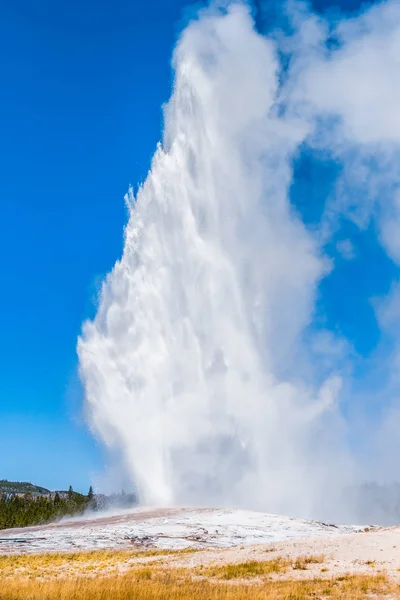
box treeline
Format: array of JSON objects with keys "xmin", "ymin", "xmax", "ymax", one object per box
[
  {"xmin": 0, "ymin": 486, "xmax": 94, "ymax": 530},
  {"xmin": 94, "ymin": 491, "xmax": 137, "ymax": 512}
]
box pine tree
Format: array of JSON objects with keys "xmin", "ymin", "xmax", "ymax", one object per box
[
  {"xmin": 0, "ymin": 486, "xmax": 89, "ymax": 530},
  {"xmin": 88, "ymin": 486, "xmax": 94, "ymax": 500}
]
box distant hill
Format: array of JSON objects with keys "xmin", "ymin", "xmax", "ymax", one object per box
[{"xmin": 0, "ymin": 479, "xmax": 51, "ymax": 495}]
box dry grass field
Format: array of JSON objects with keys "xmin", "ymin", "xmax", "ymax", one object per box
[{"xmin": 0, "ymin": 549, "xmax": 399, "ymax": 600}]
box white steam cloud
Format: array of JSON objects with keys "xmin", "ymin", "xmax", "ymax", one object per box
[{"xmin": 78, "ymin": 0, "xmax": 400, "ymax": 520}]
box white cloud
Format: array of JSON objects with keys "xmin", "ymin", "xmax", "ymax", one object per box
[
  {"xmin": 284, "ymin": 0, "xmax": 400, "ymax": 267},
  {"xmin": 292, "ymin": 0, "xmax": 400, "ymax": 144},
  {"xmin": 336, "ymin": 238, "xmax": 356, "ymax": 260},
  {"xmin": 375, "ymin": 280, "xmax": 400, "ymax": 336}
]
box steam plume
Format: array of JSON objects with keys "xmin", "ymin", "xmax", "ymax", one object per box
[{"xmin": 78, "ymin": 1, "xmax": 400, "ymax": 520}]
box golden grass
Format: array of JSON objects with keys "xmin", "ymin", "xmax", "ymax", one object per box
[
  {"xmin": 0, "ymin": 548, "xmax": 199, "ymax": 580},
  {"xmin": 0, "ymin": 570, "xmax": 395, "ymax": 599},
  {"xmin": 206, "ymin": 558, "xmax": 290, "ymax": 579},
  {"xmin": 292, "ymin": 555, "xmax": 325, "ymax": 570},
  {"xmin": 0, "ymin": 548, "xmax": 196, "ymax": 564},
  {"xmin": 0, "ymin": 551, "xmax": 398, "ymax": 599},
  {"xmin": 205, "ymin": 555, "xmax": 327, "ymax": 580}
]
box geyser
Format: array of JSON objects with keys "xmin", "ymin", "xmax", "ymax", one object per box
[{"xmin": 78, "ymin": 4, "xmax": 350, "ymax": 519}]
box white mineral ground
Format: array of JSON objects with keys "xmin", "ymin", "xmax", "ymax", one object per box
[{"xmin": 1, "ymin": 507, "xmax": 400, "ymax": 579}]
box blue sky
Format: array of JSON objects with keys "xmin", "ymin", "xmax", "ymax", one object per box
[
  {"xmin": 0, "ymin": 0, "xmax": 192, "ymax": 491},
  {"xmin": 0, "ymin": 0, "xmax": 393, "ymax": 493}
]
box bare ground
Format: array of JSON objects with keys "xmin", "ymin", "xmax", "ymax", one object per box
[{"xmin": 168, "ymin": 527, "xmax": 400, "ymax": 581}]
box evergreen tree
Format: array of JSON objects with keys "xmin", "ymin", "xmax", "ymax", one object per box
[
  {"xmin": 0, "ymin": 485, "xmax": 137, "ymax": 530},
  {"xmin": 0, "ymin": 488, "xmax": 89, "ymax": 530}
]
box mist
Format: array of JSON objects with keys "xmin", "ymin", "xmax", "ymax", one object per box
[{"xmin": 78, "ymin": 0, "xmax": 400, "ymax": 523}]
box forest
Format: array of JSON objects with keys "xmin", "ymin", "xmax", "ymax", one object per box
[
  {"xmin": 0, "ymin": 483, "xmax": 138, "ymax": 530},
  {"xmin": 0, "ymin": 486, "xmax": 94, "ymax": 529}
]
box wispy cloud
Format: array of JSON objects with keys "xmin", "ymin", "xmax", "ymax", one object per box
[{"xmin": 336, "ymin": 238, "xmax": 356, "ymax": 260}]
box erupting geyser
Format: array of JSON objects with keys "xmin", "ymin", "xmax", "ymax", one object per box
[{"xmin": 78, "ymin": 4, "xmax": 350, "ymax": 518}]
